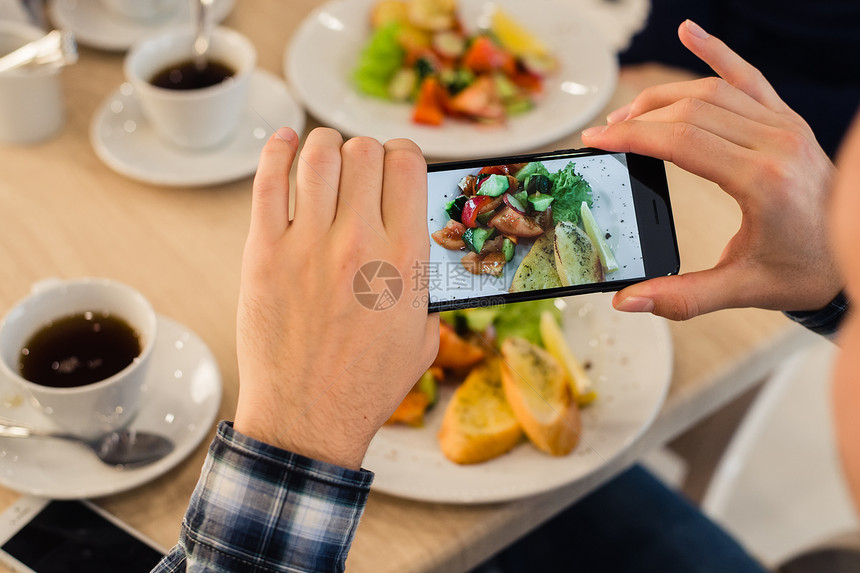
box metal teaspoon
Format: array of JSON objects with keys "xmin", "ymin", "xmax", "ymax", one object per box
[{"xmin": 0, "ymin": 417, "xmax": 174, "ymax": 468}]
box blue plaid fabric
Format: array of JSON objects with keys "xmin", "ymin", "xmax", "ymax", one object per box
[
  {"xmin": 153, "ymin": 421, "xmax": 373, "ymax": 572},
  {"xmin": 784, "ymin": 291, "xmax": 850, "ymax": 340}
]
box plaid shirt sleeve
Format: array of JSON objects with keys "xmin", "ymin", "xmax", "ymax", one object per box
[
  {"xmin": 784, "ymin": 291, "xmax": 850, "ymax": 341},
  {"xmin": 152, "ymin": 421, "xmax": 373, "ymax": 573}
]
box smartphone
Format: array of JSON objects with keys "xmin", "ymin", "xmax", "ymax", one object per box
[
  {"xmin": 424, "ymin": 148, "xmax": 679, "ymax": 312},
  {"xmin": 0, "ymin": 497, "xmax": 165, "ymax": 573}
]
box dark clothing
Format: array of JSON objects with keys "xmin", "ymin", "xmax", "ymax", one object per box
[
  {"xmin": 472, "ymin": 465, "xmax": 768, "ymax": 573},
  {"xmin": 620, "ymin": 0, "xmax": 860, "ymax": 157}
]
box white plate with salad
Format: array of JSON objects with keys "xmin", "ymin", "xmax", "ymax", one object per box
[
  {"xmin": 364, "ymin": 294, "xmax": 673, "ymax": 504},
  {"xmin": 285, "ymin": 0, "xmax": 618, "ymax": 159}
]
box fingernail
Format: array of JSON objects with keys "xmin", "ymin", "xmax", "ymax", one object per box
[
  {"xmin": 606, "ymin": 103, "xmax": 631, "ymax": 124},
  {"xmin": 582, "ymin": 125, "xmax": 608, "ymax": 138},
  {"xmin": 615, "ymin": 296, "xmax": 655, "ymax": 313},
  {"xmin": 274, "ymin": 127, "xmax": 297, "ymax": 143},
  {"xmin": 685, "ymin": 19, "xmax": 709, "ymax": 40}
]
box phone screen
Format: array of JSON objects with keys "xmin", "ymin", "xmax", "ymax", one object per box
[
  {"xmin": 1, "ymin": 500, "xmax": 163, "ymax": 573},
  {"xmin": 424, "ymin": 150, "xmax": 677, "ymax": 311}
]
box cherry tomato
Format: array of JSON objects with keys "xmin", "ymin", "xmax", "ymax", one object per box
[{"xmin": 488, "ymin": 205, "xmax": 544, "ymax": 237}]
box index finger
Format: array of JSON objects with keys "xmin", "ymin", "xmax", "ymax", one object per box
[
  {"xmin": 678, "ymin": 20, "xmax": 791, "ymax": 114},
  {"xmin": 582, "ymin": 119, "xmax": 754, "ymax": 198}
]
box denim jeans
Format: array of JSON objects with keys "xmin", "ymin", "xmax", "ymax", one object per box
[{"xmin": 471, "ymin": 465, "xmax": 768, "ymax": 573}]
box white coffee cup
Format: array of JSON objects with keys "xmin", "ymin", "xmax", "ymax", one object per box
[
  {"xmin": 0, "ymin": 21, "xmax": 65, "ymax": 144},
  {"xmin": 101, "ymin": 0, "xmax": 180, "ymax": 22},
  {"xmin": 124, "ymin": 27, "xmax": 256, "ymax": 149},
  {"xmin": 0, "ymin": 278, "xmax": 158, "ymax": 440}
]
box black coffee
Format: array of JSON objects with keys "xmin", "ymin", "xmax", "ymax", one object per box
[
  {"xmin": 18, "ymin": 312, "xmax": 141, "ymax": 388},
  {"xmin": 150, "ymin": 59, "xmax": 235, "ymax": 90}
]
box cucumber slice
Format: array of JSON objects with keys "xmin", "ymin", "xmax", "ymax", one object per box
[
  {"xmin": 387, "ymin": 67, "xmax": 417, "ymax": 101},
  {"xmin": 444, "ymin": 195, "xmax": 468, "ymax": 222},
  {"xmin": 502, "ymin": 237, "xmax": 515, "ymax": 262},
  {"xmin": 525, "ymin": 173, "xmax": 553, "ymax": 195},
  {"xmin": 462, "ymin": 227, "xmax": 496, "ymax": 253},
  {"xmin": 417, "ymin": 370, "xmax": 438, "ymax": 407},
  {"xmin": 476, "ymin": 173, "xmax": 510, "ymax": 197},
  {"xmin": 528, "ymin": 193, "xmax": 554, "ymax": 211}
]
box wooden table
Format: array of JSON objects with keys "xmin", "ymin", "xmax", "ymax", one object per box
[{"xmin": 0, "ymin": 1, "xmax": 819, "ymax": 571}]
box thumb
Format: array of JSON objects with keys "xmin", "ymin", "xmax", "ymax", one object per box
[{"xmin": 612, "ymin": 267, "xmax": 742, "ymax": 321}]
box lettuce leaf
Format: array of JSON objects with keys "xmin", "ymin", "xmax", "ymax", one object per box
[
  {"xmin": 353, "ymin": 23, "xmax": 405, "ymax": 99},
  {"xmin": 549, "ymin": 161, "xmax": 592, "ymax": 224},
  {"xmin": 494, "ymin": 299, "xmax": 561, "ymax": 346},
  {"xmin": 442, "ymin": 299, "xmax": 561, "ymax": 347}
]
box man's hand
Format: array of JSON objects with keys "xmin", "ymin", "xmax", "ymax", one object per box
[
  {"xmin": 234, "ymin": 127, "xmax": 439, "ymax": 470},
  {"xmin": 582, "ymin": 20, "xmax": 842, "ymax": 320}
]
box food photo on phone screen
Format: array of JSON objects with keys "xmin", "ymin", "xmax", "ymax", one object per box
[{"xmin": 424, "ymin": 150, "xmax": 678, "ymax": 311}]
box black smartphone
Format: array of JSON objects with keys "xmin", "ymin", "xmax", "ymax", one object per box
[
  {"xmin": 0, "ymin": 497, "xmax": 165, "ymax": 573},
  {"xmin": 423, "ymin": 148, "xmax": 679, "ymax": 312}
]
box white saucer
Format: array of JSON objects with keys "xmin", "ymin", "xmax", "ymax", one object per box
[
  {"xmin": 48, "ymin": 0, "xmax": 235, "ymax": 52},
  {"xmin": 0, "ymin": 315, "xmax": 222, "ymax": 499},
  {"xmin": 90, "ymin": 69, "xmax": 306, "ymax": 187}
]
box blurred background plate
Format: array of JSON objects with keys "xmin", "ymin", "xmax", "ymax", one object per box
[
  {"xmin": 364, "ymin": 292, "xmax": 672, "ymax": 504},
  {"xmin": 285, "ymin": 0, "xmax": 617, "ymax": 159}
]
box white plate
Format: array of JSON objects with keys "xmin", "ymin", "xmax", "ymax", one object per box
[
  {"xmin": 285, "ymin": 0, "xmax": 617, "ymax": 159},
  {"xmin": 0, "ymin": 315, "xmax": 222, "ymax": 499},
  {"xmin": 90, "ymin": 69, "xmax": 306, "ymax": 187},
  {"xmin": 48, "ymin": 0, "xmax": 235, "ymax": 52},
  {"xmin": 364, "ymin": 293, "xmax": 672, "ymax": 503}
]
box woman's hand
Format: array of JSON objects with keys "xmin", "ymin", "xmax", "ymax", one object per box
[
  {"xmin": 582, "ymin": 20, "xmax": 842, "ymax": 320},
  {"xmin": 234, "ymin": 127, "xmax": 439, "ymax": 470}
]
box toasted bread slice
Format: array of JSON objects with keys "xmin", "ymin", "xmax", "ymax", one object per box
[
  {"xmin": 509, "ymin": 227, "xmax": 562, "ymax": 293},
  {"xmin": 500, "ymin": 336, "xmax": 581, "ymax": 456},
  {"xmin": 553, "ymin": 221, "xmax": 604, "ymax": 286},
  {"xmin": 438, "ymin": 359, "xmax": 523, "ymax": 464}
]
